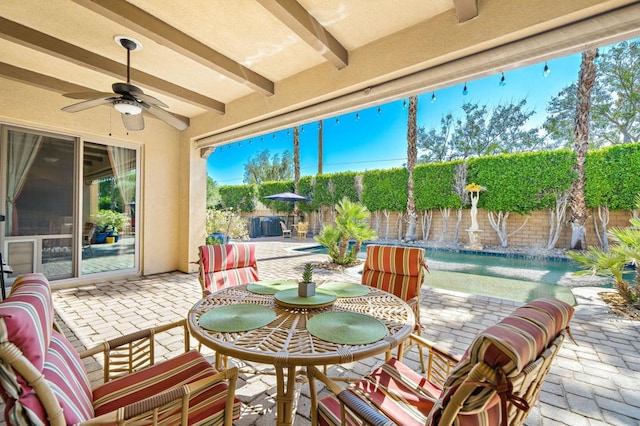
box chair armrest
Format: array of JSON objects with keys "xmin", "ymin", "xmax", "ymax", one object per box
[
  {"xmin": 409, "ymin": 333, "xmax": 460, "ymax": 387},
  {"xmin": 79, "ymin": 320, "xmax": 191, "ymax": 382},
  {"xmin": 79, "ymin": 367, "xmax": 239, "ymax": 426},
  {"xmin": 338, "ymin": 390, "xmax": 394, "ymax": 426}
]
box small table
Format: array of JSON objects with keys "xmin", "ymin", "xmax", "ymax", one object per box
[{"xmin": 187, "ymin": 283, "xmax": 414, "ymax": 426}]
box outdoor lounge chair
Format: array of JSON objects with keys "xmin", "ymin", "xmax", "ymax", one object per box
[
  {"xmin": 307, "ymin": 297, "xmax": 574, "ymax": 426},
  {"xmin": 294, "ymin": 222, "xmax": 309, "ymax": 239},
  {"xmin": 361, "ymin": 244, "xmax": 428, "ymax": 368},
  {"xmin": 280, "ymin": 221, "xmax": 292, "ymax": 238},
  {"xmin": 198, "ymin": 243, "xmax": 259, "ymax": 296},
  {"xmin": 0, "ymin": 273, "xmax": 240, "ymax": 426}
]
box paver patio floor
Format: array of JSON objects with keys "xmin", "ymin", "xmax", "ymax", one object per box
[{"xmin": 4, "ymin": 238, "xmax": 640, "ymax": 425}]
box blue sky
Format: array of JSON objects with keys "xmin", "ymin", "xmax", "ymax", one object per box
[{"xmin": 207, "ymin": 54, "xmax": 583, "ymax": 185}]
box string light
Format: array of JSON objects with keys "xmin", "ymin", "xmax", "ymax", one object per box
[
  {"xmin": 402, "ymin": 99, "xmax": 407, "ymax": 109},
  {"xmin": 355, "ymin": 112, "xmax": 360, "ymax": 121},
  {"xmin": 260, "ymin": 136, "xmax": 264, "ymax": 142},
  {"xmin": 335, "ymin": 118, "xmax": 340, "ymax": 125},
  {"xmin": 249, "ymin": 139, "xmax": 252, "ymax": 144},
  {"xmin": 462, "ymin": 83, "xmax": 468, "ymax": 96},
  {"xmin": 430, "ymin": 92, "xmax": 436, "ymax": 103},
  {"xmin": 543, "ymin": 62, "xmax": 551, "ymax": 77},
  {"xmin": 273, "ymin": 133, "xmax": 276, "ymax": 139},
  {"xmin": 286, "ymin": 129, "xmax": 290, "ymax": 136},
  {"xmin": 301, "ymin": 126, "xmax": 305, "ymax": 133},
  {"xmin": 499, "ymin": 73, "xmax": 506, "ymax": 87},
  {"xmin": 377, "ymin": 106, "xmax": 382, "ymax": 115}
]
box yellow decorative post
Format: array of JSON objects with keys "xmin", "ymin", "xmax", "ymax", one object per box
[{"xmin": 465, "ymin": 183, "xmax": 485, "ymax": 250}]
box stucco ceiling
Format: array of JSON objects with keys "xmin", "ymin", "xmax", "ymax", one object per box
[{"xmin": 1, "ymin": 0, "xmax": 639, "ymax": 147}]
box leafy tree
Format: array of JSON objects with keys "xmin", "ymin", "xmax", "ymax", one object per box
[
  {"xmin": 418, "ymin": 99, "xmax": 546, "ymax": 162},
  {"xmin": 544, "ymin": 39, "xmax": 640, "ymax": 148},
  {"xmin": 242, "ymin": 149, "xmax": 293, "ymax": 184},
  {"xmin": 206, "ymin": 176, "xmax": 221, "ymax": 209}
]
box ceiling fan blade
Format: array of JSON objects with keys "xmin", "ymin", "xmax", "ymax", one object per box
[
  {"xmin": 135, "ymin": 92, "xmax": 169, "ymax": 108},
  {"xmin": 62, "ymin": 97, "xmax": 114, "ymax": 113},
  {"xmin": 121, "ymin": 112, "xmax": 145, "ymax": 131},
  {"xmin": 63, "ymin": 91, "xmax": 116, "ymax": 100},
  {"xmin": 143, "ymin": 104, "xmax": 189, "ymax": 130}
]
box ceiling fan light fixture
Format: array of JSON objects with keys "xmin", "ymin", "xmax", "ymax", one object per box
[{"xmin": 114, "ymin": 99, "xmax": 142, "ymax": 115}]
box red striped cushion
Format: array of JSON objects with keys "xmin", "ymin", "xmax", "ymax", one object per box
[
  {"xmin": 199, "ymin": 244, "xmax": 259, "ymax": 293},
  {"xmin": 361, "ymin": 245, "xmax": 425, "ymax": 302},
  {"xmin": 93, "ymin": 350, "xmax": 241, "ymax": 423},
  {"xmin": 428, "ymin": 298, "xmax": 574, "ymax": 423},
  {"xmin": 0, "ymin": 273, "xmax": 53, "ymax": 371},
  {"xmin": 318, "ymin": 358, "xmax": 440, "ymax": 426},
  {"xmin": 42, "ymin": 332, "xmax": 94, "ymax": 423}
]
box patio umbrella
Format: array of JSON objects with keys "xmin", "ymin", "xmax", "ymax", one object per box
[
  {"xmin": 263, "ymin": 192, "xmax": 311, "ymax": 202},
  {"xmin": 264, "ymin": 192, "xmax": 311, "ymax": 225}
]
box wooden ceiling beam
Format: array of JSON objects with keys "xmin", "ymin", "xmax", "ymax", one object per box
[
  {"xmin": 452, "ymin": 0, "xmax": 479, "ymax": 23},
  {"xmin": 0, "ymin": 62, "xmax": 190, "ymax": 125},
  {"xmin": 257, "ymin": 0, "xmax": 348, "ymax": 69},
  {"xmin": 72, "ymin": 0, "xmax": 275, "ymax": 95},
  {"xmin": 0, "ymin": 17, "xmax": 224, "ymax": 113}
]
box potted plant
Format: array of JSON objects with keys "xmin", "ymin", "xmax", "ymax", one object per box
[
  {"xmin": 298, "ymin": 263, "xmax": 316, "ymax": 297},
  {"xmin": 205, "ymin": 208, "xmax": 249, "ymax": 244},
  {"xmin": 93, "ymin": 210, "xmax": 128, "ymax": 243}
]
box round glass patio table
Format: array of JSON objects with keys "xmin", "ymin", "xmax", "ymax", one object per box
[{"xmin": 187, "ymin": 283, "xmax": 415, "ymax": 426}]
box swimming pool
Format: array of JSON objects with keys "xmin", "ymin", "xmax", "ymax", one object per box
[{"xmin": 295, "ymin": 243, "xmax": 613, "ymax": 305}]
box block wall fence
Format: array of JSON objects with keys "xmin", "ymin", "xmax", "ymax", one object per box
[{"xmin": 246, "ymin": 208, "xmax": 633, "ymax": 250}]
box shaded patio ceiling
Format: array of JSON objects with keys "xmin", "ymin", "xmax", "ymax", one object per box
[{"xmin": 1, "ymin": 0, "xmax": 639, "ymax": 155}]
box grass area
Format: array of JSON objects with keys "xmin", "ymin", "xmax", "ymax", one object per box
[{"xmin": 425, "ymin": 270, "xmax": 577, "ymax": 306}]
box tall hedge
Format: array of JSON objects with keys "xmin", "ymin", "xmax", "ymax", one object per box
[
  {"xmin": 215, "ymin": 144, "xmax": 638, "ymax": 214},
  {"xmin": 468, "ymin": 150, "xmax": 575, "ymax": 214},
  {"xmin": 585, "ymin": 144, "xmax": 640, "ymax": 210},
  {"xmin": 413, "ymin": 161, "xmax": 462, "ymax": 210},
  {"xmin": 362, "ymin": 168, "xmax": 408, "ymax": 212},
  {"xmin": 219, "ymin": 184, "xmax": 256, "ymax": 212}
]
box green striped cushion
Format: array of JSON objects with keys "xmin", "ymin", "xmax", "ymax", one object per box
[{"xmin": 93, "ymin": 350, "xmax": 241, "ymax": 423}]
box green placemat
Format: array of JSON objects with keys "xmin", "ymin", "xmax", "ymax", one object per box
[
  {"xmin": 321, "ymin": 282, "xmax": 370, "ymax": 298},
  {"xmin": 198, "ymin": 304, "xmax": 276, "ymax": 333},
  {"xmin": 307, "ymin": 312, "xmax": 388, "ymax": 345},
  {"xmin": 274, "ymin": 288, "xmax": 337, "ymax": 308},
  {"xmin": 247, "ymin": 279, "xmax": 298, "ymax": 295}
]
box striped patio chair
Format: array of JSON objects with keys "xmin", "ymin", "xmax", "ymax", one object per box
[
  {"xmin": 308, "ymin": 297, "xmax": 574, "ymax": 426},
  {"xmin": 361, "ymin": 244, "xmax": 428, "ymax": 366},
  {"xmin": 0, "ymin": 273, "xmax": 240, "ymax": 426},
  {"xmin": 198, "ymin": 243, "xmax": 259, "ymax": 296}
]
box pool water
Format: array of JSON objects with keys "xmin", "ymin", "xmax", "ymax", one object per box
[{"xmin": 296, "ymin": 243, "xmax": 615, "ymax": 305}]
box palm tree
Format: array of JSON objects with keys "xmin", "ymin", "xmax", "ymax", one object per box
[
  {"xmin": 569, "ymin": 49, "xmax": 598, "ymax": 249},
  {"xmin": 293, "ymin": 126, "xmax": 300, "ymax": 221},
  {"xmin": 314, "ymin": 197, "xmax": 377, "ymax": 265},
  {"xmin": 404, "ymin": 96, "xmax": 418, "ymax": 242}
]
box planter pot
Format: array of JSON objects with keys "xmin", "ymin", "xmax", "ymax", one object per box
[
  {"xmin": 94, "ymin": 232, "xmax": 108, "ymax": 244},
  {"xmin": 298, "ymin": 282, "xmax": 316, "ymax": 297},
  {"xmin": 209, "ymin": 233, "xmax": 229, "ymax": 245}
]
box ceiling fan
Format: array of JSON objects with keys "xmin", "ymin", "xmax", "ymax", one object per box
[{"xmin": 61, "ymin": 36, "xmax": 188, "ymax": 131}]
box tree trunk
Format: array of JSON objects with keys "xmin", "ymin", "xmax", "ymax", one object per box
[
  {"xmin": 404, "ymin": 96, "xmax": 418, "ymax": 242},
  {"xmin": 569, "ymin": 49, "xmax": 598, "ymax": 249},
  {"xmin": 293, "ymin": 126, "xmax": 300, "ymax": 221}
]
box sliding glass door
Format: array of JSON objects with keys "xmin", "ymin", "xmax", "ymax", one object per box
[
  {"xmin": 1, "ymin": 126, "xmax": 138, "ymax": 283},
  {"xmin": 81, "ymin": 142, "xmax": 137, "ymax": 274}
]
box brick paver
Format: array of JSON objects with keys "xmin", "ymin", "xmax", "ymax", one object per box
[{"xmin": 4, "ymin": 238, "xmax": 639, "ymax": 425}]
